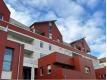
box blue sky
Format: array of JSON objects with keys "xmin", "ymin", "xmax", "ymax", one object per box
[{"xmin": 4, "ymin": 0, "xmax": 106, "ymax": 58}]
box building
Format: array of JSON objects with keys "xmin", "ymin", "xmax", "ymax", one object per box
[
  {"xmin": 95, "ymin": 57, "xmax": 106, "ymax": 80},
  {"xmin": 37, "ymin": 52, "xmax": 96, "ymax": 79},
  {"xmin": 0, "ymin": 0, "xmax": 105, "ymax": 79}
]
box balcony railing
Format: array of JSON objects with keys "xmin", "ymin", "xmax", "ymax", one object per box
[
  {"xmin": 0, "ymin": 26, "xmax": 8, "ymax": 32},
  {"xmin": 23, "ymin": 57, "xmax": 38, "ymax": 67}
]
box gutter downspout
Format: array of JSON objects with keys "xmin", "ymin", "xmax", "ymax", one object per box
[{"xmin": 17, "ymin": 44, "xmax": 22, "ymax": 80}]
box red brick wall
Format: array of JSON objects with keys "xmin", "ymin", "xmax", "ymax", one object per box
[
  {"xmin": 6, "ymin": 40, "xmax": 24, "ymax": 79},
  {"xmin": 52, "ymin": 23, "xmax": 63, "ymax": 42},
  {"xmin": 0, "ymin": 30, "xmax": 24, "ymax": 79},
  {"xmin": 37, "ymin": 52, "xmax": 72, "ymax": 79},
  {"xmin": 95, "ymin": 67, "xmax": 106, "ymax": 79},
  {"xmin": 37, "ymin": 53, "xmax": 96, "ymax": 79},
  {"xmin": 70, "ymin": 39, "xmax": 90, "ymax": 54},
  {"xmin": 0, "ymin": 30, "xmax": 8, "ymax": 78},
  {"xmin": 0, "ymin": 21, "xmax": 96, "ymax": 59},
  {"xmin": 0, "ymin": 0, "xmax": 10, "ymax": 22},
  {"xmin": 31, "ymin": 22, "xmax": 63, "ymax": 42},
  {"xmin": 73, "ymin": 57, "xmax": 96, "ymax": 79}
]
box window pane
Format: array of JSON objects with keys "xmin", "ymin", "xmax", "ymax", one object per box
[
  {"xmin": 40, "ymin": 41, "xmax": 43, "ymax": 48},
  {"xmin": 0, "ymin": 15, "xmax": 3, "ymax": 20},
  {"xmin": 48, "ymin": 26, "xmax": 52, "ymax": 33},
  {"xmin": 49, "ymin": 45, "xmax": 52, "ymax": 50},
  {"xmin": 3, "ymin": 61, "xmax": 11, "ymax": 71},
  {"xmin": 84, "ymin": 67, "xmax": 90, "ymax": 73},
  {"xmin": 40, "ymin": 53, "xmax": 46, "ymax": 58},
  {"xmin": 4, "ymin": 48, "xmax": 13, "ymax": 62},
  {"xmin": 3, "ymin": 48, "xmax": 13, "ymax": 71},
  {"xmin": 49, "ymin": 33, "xmax": 52, "ymax": 39},
  {"xmin": 40, "ymin": 67, "xmax": 43, "ymax": 76},
  {"xmin": 47, "ymin": 64, "xmax": 51, "ymax": 74}
]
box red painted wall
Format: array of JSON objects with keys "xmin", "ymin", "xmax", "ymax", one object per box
[
  {"xmin": 0, "ymin": 0, "xmax": 10, "ymax": 22},
  {"xmin": 95, "ymin": 67, "xmax": 106, "ymax": 79},
  {"xmin": 0, "ymin": 30, "xmax": 24, "ymax": 79},
  {"xmin": 37, "ymin": 52, "xmax": 96, "ymax": 79}
]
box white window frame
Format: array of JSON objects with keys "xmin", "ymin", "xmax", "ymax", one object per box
[{"xmin": 47, "ymin": 64, "xmax": 51, "ymax": 74}]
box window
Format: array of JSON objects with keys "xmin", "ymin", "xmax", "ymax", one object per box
[
  {"xmin": 40, "ymin": 41, "xmax": 43, "ymax": 48},
  {"xmin": 57, "ymin": 36, "xmax": 60, "ymax": 42},
  {"xmin": 3, "ymin": 48, "xmax": 13, "ymax": 71},
  {"xmin": 48, "ymin": 27, "xmax": 52, "ymax": 33},
  {"xmin": 100, "ymin": 74, "xmax": 106, "ymax": 78},
  {"xmin": 40, "ymin": 67, "xmax": 43, "ymax": 76},
  {"xmin": 76, "ymin": 45, "xmax": 81, "ymax": 50},
  {"xmin": 49, "ymin": 45, "xmax": 52, "ymax": 50},
  {"xmin": 49, "ymin": 22, "xmax": 52, "ymax": 26},
  {"xmin": 49, "ymin": 33, "xmax": 52, "ymax": 39},
  {"xmin": 47, "ymin": 64, "xmax": 51, "ymax": 74},
  {"xmin": 84, "ymin": 66, "xmax": 90, "ymax": 73},
  {"xmin": 48, "ymin": 23, "xmax": 52, "ymax": 33},
  {"xmin": 0, "ymin": 14, "xmax": 3, "ymax": 21},
  {"xmin": 57, "ymin": 39, "xmax": 60, "ymax": 42},
  {"xmin": 40, "ymin": 53, "xmax": 46, "ymax": 58}
]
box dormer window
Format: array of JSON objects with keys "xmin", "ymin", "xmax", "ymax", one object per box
[{"xmin": 0, "ymin": 14, "xmax": 3, "ymax": 21}]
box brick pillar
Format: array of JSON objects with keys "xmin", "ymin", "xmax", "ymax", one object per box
[
  {"xmin": 11, "ymin": 43, "xmax": 24, "ymax": 79},
  {"xmin": 0, "ymin": 30, "xmax": 7, "ymax": 79}
]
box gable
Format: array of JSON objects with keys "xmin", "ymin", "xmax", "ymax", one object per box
[
  {"xmin": 70, "ymin": 38, "xmax": 90, "ymax": 54},
  {"xmin": 30, "ymin": 20, "xmax": 63, "ymax": 42}
]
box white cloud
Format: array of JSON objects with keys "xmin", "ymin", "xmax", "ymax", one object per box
[
  {"xmin": 76, "ymin": 0, "xmax": 100, "ymax": 9},
  {"xmin": 57, "ymin": 11, "xmax": 104, "ymax": 42},
  {"xmin": 38, "ymin": 11, "xmax": 57, "ymax": 21},
  {"xmin": 6, "ymin": 4, "xmax": 32, "ymax": 26},
  {"xmin": 90, "ymin": 43, "xmax": 106, "ymax": 58},
  {"xmin": 4, "ymin": 0, "xmax": 105, "ymax": 58},
  {"xmin": 56, "ymin": 10, "xmax": 105, "ymax": 58}
]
